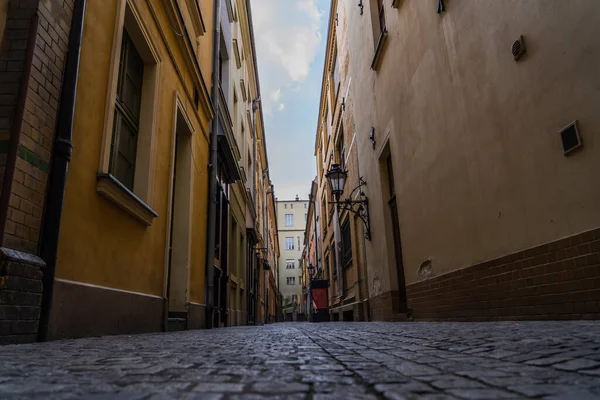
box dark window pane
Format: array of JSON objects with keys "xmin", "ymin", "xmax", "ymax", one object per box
[
  {"xmin": 111, "ymin": 29, "xmax": 143, "ymax": 191},
  {"xmin": 342, "ymin": 219, "xmax": 352, "ymax": 267},
  {"xmin": 378, "ymin": 0, "xmax": 386, "ymax": 33},
  {"xmin": 112, "ymin": 111, "xmax": 136, "ymax": 190}
]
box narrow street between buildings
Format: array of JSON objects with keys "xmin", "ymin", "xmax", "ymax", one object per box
[{"xmin": 1, "ymin": 322, "xmax": 600, "ymax": 399}]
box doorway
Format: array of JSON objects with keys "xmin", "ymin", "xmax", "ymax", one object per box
[
  {"xmin": 383, "ymin": 150, "xmax": 407, "ymax": 312},
  {"xmin": 167, "ymin": 109, "xmax": 193, "ymax": 324}
]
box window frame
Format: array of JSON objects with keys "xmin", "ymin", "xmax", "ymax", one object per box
[
  {"xmin": 284, "ymin": 213, "xmax": 294, "ymax": 227},
  {"xmin": 110, "ymin": 29, "xmax": 144, "ymax": 191},
  {"xmin": 341, "ymin": 218, "xmax": 352, "ymax": 268},
  {"xmin": 97, "ymin": 0, "xmax": 162, "ymax": 226},
  {"xmin": 285, "ymin": 237, "xmax": 295, "ymax": 250}
]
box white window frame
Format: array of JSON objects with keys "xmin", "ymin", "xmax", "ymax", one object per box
[
  {"xmin": 96, "ymin": 0, "xmax": 162, "ymax": 226},
  {"xmin": 285, "ymin": 214, "xmax": 293, "ymax": 227},
  {"xmin": 285, "ymin": 237, "xmax": 294, "ymax": 250}
]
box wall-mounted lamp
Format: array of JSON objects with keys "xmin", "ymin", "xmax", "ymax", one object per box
[
  {"xmin": 326, "ymin": 164, "xmax": 371, "ymax": 240},
  {"xmin": 369, "ymin": 127, "xmax": 376, "ymax": 149},
  {"xmin": 358, "ymin": 0, "xmax": 364, "ymax": 15},
  {"xmin": 341, "ymin": 97, "xmax": 346, "ymax": 112}
]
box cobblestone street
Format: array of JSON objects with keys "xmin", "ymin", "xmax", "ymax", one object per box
[{"xmin": 1, "ymin": 322, "xmax": 600, "ymax": 399}]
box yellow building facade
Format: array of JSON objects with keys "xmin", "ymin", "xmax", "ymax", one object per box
[
  {"xmin": 47, "ymin": 0, "xmax": 214, "ymax": 338},
  {"xmin": 0, "ymin": 0, "xmax": 277, "ymax": 342}
]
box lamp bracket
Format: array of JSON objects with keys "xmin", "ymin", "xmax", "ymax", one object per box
[{"xmin": 332, "ymin": 177, "xmax": 371, "ymax": 240}]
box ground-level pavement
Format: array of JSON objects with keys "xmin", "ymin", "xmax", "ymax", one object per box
[{"xmin": 1, "ymin": 321, "xmax": 600, "ymax": 399}]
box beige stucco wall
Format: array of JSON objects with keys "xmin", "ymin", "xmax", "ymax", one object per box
[{"xmin": 337, "ymin": 0, "xmax": 600, "ymax": 295}]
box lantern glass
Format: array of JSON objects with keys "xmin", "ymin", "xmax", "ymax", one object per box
[{"xmin": 326, "ymin": 163, "xmax": 347, "ymax": 199}]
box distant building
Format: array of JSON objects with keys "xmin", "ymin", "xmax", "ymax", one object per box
[{"xmin": 277, "ymin": 196, "xmax": 309, "ymax": 320}]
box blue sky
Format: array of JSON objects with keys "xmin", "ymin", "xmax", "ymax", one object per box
[{"xmin": 250, "ymin": 0, "xmax": 330, "ymax": 201}]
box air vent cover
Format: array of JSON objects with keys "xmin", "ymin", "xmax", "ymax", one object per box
[
  {"xmin": 559, "ymin": 120, "xmax": 583, "ymax": 155},
  {"xmin": 512, "ymin": 35, "xmax": 526, "ymax": 61}
]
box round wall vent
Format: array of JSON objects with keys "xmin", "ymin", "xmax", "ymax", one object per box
[{"xmin": 512, "ymin": 35, "xmax": 526, "ymax": 61}]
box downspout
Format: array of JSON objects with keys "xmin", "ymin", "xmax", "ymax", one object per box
[
  {"xmin": 38, "ymin": 0, "xmax": 87, "ymax": 341},
  {"xmin": 205, "ymin": 0, "xmax": 221, "ymax": 330}
]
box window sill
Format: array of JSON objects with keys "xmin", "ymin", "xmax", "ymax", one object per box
[
  {"xmin": 96, "ymin": 173, "xmax": 158, "ymax": 227},
  {"xmin": 371, "ymin": 29, "xmax": 389, "ymax": 70}
]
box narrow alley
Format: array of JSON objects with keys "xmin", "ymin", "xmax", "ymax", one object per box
[{"xmin": 1, "ymin": 321, "xmax": 600, "ymax": 399}]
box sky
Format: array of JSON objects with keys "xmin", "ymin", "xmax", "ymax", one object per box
[{"xmin": 250, "ymin": 0, "xmax": 330, "ymax": 201}]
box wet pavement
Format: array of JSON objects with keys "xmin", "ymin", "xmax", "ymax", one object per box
[{"xmin": 1, "ymin": 321, "xmax": 600, "ymax": 399}]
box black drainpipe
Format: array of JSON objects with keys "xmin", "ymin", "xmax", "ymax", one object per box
[
  {"xmin": 204, "ymin": 0, "xmax": 221, "ymax": 330},
  {"xmin": 38, "ymin": 0, "xmax": 87, "ymax": 342}
]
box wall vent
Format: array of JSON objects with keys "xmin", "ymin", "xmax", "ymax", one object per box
[
  {"xmin": 559, "ymin": 120, "xmax": 583, "ymax": 156},
  {"xmin": 418, "ymin": 259, "xmax": 433, "ymax": 278},
  {"xmin": 512, "ymin": 35, "xmax": 526, "ymax": 61}
]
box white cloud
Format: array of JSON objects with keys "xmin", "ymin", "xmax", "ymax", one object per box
[
  {"xmin": 252, "ymin": 0, "xmax": 323, "ymax": 83},
  {"xmin": 250, "ymin": 0, "xmax": 324, "ymax": 112},
  {"xmin": 271, "ymin": 88, "xmax": 281, "ymax": 102},
  {"xmin": 278, "ymin": 103, "xmax": 285, "ymax": 111}
]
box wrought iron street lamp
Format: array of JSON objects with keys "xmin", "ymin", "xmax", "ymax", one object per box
[{"xmin": 325, "ymin": 164, "xmax": 371, "ymax": 240}]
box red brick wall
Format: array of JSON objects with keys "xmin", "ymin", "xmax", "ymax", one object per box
[
  {"xmin": 0, "ymin": 0, "xmax": 74, "ymax": 253},
  {"xmin": 407, "ymin": 228, "xmax": 600, "ymax": 321}
]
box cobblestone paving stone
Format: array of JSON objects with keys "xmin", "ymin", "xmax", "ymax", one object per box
[{"xmin": 1, "ymin": 321, "xmax": 600, "ymax": 399}]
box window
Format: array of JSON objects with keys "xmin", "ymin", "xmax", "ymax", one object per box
[
  {"xmin": 110, "ymin": 30, "xmax": 144, "ymax": 191},
  {"xmin": 284, "ymin": 204, "xmax": 287, "ymax": 209},
  {"xmin": 332, "ymin": 39, "xmax": 340, "ymax": 101},
  {"xmin": 286, "ymin": 259, "xmax": 295, "ymax": 269},
  {"xmin": 297, "ymin": 236, "xmax": 301, "ymax": 250},
  {"xmin": 331, "ymin": 241, "xmax": 337, "ymax": 280},
  {"xmin": 304, "ymin": 203, "xmax": 307, "ymax": 209},
  {"xmin": 291, "ymin": 203, "xmax": 294, "ymax": 209},
  {"xmin": 324, "ymin": 97, "xmax": 330, "ymax": 129},
  {"xmin": 375, "ymin": 0, "xmax": 385, "ymax": 37},
  {"xmin": 285, "ymin": 214, "xmax": 294, "ymax": 227},
  {"xmin": 96, "ymin": 1, "xmax": 162, "ymax": 226},
  {"xmin": 285, "ymin": 237, "xmax": 294, "ymax": 250},
  {"xmin": 305, "ymin": 213, "xmax": 308, "ymax": 222},
  {"xmin": 286, "ymin": 277, "xmax": 296, "ymax": 285},
  {"xmin": 336, "ymin": 123, "xmax": 346, "ymax": 171},
  {"xmin": 342, "ymin": 219, "xmax": 352, "ymax": 267}
]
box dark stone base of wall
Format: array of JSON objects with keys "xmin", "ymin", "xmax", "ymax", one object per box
[
  {"xmin": 369, "ymin": 290, "xmax": 408, "ymax": 321},
  {"xmin": 48, "ymin": 278, "xmax": 163, "ymax": 340},
  {"xmin": 329, "ymin": 299, "xmax": 369, "ymax": 322},
  {"xmin": 407, "ymin": 228, "xmax": 600, "ymax": 321},
  {"xmin": 0, "ymin": 247, "xmax": 45, "ymax": 345},
  {"xmin": 187, "ymin": 302, "xmax": 205, "ymax": 330}
]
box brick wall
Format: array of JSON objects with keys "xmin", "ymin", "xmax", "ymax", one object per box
[
  {"xmin": 407, "ymin": 228, "xmax": 600, "ymax": 321},
  {"xmin": 0, "ymin": 0, "xmax": 38, "ymax": 196},
  {"xmin": 0, "ymin": 247, "xmax": 44, "ymax": 344},
  {"xmin": 1, "ymin": 0, "xmax": 73, "ymax": 254},
  {"xmin": 0, "ymin": 0, "xmax": 73, "ymax": 345}
]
